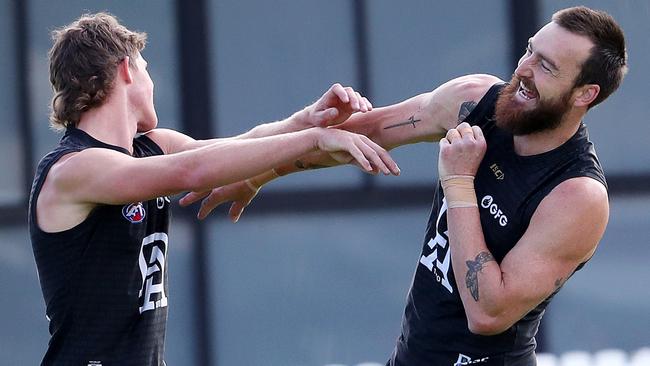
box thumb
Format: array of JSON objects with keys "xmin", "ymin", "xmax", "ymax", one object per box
[{"xmin": 311, "ymin": 108, "xmax": 339, "ymax": 126}]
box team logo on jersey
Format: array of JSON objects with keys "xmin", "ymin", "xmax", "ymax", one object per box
[
  {"xmin": 139, "ymin": 232, "xmax": 168, "ymax": 313},
  {"xmin": 122, "ymin": 202, "xmax": 146, "ymax": 223},
  {"xmin": 490, "ymin": 163, "xmax": 504, "ymax": 180},
  {"xmin": 480, "ymin": 195, "xmax": 508, "ymax": 227}
]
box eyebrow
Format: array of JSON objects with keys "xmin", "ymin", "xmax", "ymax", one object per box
[{"xmin": 528, "ymin": 39, "xmax": 560, "ymax": 72}]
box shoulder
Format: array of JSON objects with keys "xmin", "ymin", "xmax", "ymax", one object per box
[
  {"xmin": 424, "ymin": 74, "xmax": 504, "ymax": 131},
  {"xmin": 530, "ymin": 176, "xmax": 608, "ymax": 261},
  {"xmin": 427, "ymin": 74, "xmax": 504, "ymax": 113},
  {"xmin": 543, "ymin": 177, "xmax": 608, "ymax": 218},
  {"xmin": 435, "ymin": 74, "xmax": 504, "ymax": 101}
]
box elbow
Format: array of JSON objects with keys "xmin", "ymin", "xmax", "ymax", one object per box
[{"xmin": 467, "ymin": 314, "xmax": 511, "ymax": 336}]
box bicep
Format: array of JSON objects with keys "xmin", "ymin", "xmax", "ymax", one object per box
[{"xmin": 499, "ymin": 178, "xmax": 608, "ymax": 320}]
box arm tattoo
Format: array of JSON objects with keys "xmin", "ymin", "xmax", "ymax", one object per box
[
  {"xmin": 383, "ymin": 115, "xmax": 421, "ymax": 130},
  {"xmin": 554, "ymin": 277, "xmax": 565, "ymax": 289},
  {"xmin": 294, "ymin": 160, "xmax": 328, "ymax": 170},
  {"xmin": 458, "ymin": 101, "xmax": 477, "ymax": 123},
  {"xmin": 465, "ymin": 251, "xmax": 495, "ymax": 301}
]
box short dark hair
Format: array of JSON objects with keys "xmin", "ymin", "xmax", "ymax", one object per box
[
  {"xmin": 48, "ymin": 12, "xmax": 147, "ymax": 129},
  {"xmin": 553, "ymin": 6, "xmax": 627, "ymax": 108}
]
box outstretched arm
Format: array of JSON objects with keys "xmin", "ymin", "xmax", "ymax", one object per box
[
  {"xmin": 182, "ymin": 74, "xmax": 502, "ymax": 220},
  {"xmin": 36, "ymin": 127, "xmax": 399, "ymax": 232},
  {"xmin": 146, "ymin": 83, "xmax": 373, "ymax": 154},
  {"xmin": 269, "ymin": 74, "xmax": 502, "ymax": 172}
]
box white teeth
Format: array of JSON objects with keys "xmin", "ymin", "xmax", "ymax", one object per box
[{"xmin": 518, "ymin": 81, "xmax": 536, "ymax": 100}]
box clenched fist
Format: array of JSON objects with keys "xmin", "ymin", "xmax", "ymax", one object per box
[{"xmin": 438, "ymin": 122, "xmax": 487, "ymax": 179}]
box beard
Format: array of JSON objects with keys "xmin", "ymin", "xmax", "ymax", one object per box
[{"xmin": 495, "ymin": 75, "xmax": 573, "ymax": 136}]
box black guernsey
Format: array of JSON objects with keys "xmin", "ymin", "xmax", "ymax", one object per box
[
  {"xmin": 388, "ymin": 83, "xmax": 606, "ymax": 366},
  {"xmin": 29, "ymin": 127, "xmax": 170, "ymax": 366}
]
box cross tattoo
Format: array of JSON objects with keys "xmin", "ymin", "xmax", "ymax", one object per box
[{"xmin": 383, "ymin": 115, "xmax": 422, "ymax": 130}]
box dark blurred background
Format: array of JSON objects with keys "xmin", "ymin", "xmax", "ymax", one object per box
[{"xmin": 1, "ymin": 1, "xmax": 648, "ymax": 365}]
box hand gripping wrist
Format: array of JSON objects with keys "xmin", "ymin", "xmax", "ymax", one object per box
[
  {"xmin": 440, "ymin": 175, "xmax": 478, "ymax": 208},
  {"xmin": 245, "ymin": 169, "xmax": 280, "ymax": 192}
]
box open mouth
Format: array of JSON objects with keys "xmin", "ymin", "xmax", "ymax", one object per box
[{"xmin": 517, "ymin": 81, "xmax": 538, "ymax": 101}]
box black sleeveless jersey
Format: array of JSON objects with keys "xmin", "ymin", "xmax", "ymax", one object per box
[
  {"xmin": 388, "ymin": 83, "xmax": 606, "ymax": 366},
  {"xmin": 29, "ymin": 127, "xmax": 171, "ymax": 366}
]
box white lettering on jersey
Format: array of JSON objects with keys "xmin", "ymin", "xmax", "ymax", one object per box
[
  {"xmin": 138, "ymin": 232, "xmax": 168, "ymax": 313},
  {"xmin": 156, "ymin": 196, "xmax": 171, "ymax": 209},
  {"xmin": 419, "ymin": 198, "xmax": 453, "ymax": 293},
  {"xmin": 454, "ymin": 353, "xmax": 490, "ymax": 365},
  {"xmin": 480, "ymin": 195, "xmax": 508, "ymax": 227}
]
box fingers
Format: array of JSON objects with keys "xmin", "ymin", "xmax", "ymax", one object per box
[
  {"xmin": 311, "ymin": 107, "xmax": 340, "ymax": 126},
  {"xmin": 345, "ymin": 87, "xmax": 360, "ymax": 111},
  {"xmin": 345, "ymin": 144, "xmax": 372, "ymax": 172},
  {"xmin": 229, "ymin": 201, "xmax": 248, "ymax": 223},
  {"xmin": 457, "ymin": 122, "xmax": 475, "ymax": 140},
  {"xmin": 355, "ymin": 92, "xmax": 368, "ymax": 112},
  {"xmin": 362, "ymin": 96, "xmax": 373, "ymax": 111},
  {"xmin": 197, "ymin": 188, "xmax": 228, "ymax": 220},
  {"xmin": 319, "ymin": 128, "xmax": 400, "ymax": 175},
  {"xmin": 358, "ymin": 135, "xmax": 400, "ymax": 175},
  {"xmin": 179, "ymin": 190, "xmax": 210, "ymax": 207},
  {"xmin": 446, "ymin": 122, "xmax": 482, "ymax": 142},
  {"xmin": 445, "ymin": 128, "xmax": 461, "ymax": 142},
  {"xmin": 330, "ymin": 83, "xmax": 349, "ymax": 103},
  {"xmin": 438, "ymin": 123, "xmax": 486, "ymax": 178},
  {"xmin": 472, "ymin": 125, "xmax": 484, "ymax": 142},
  {"xmin": 341, "ymin": 135, "xmax": 399, "ymax": 175},
  {"xmin": 329, "ymin": 83, "xmax": 371, "ymax": 113}
]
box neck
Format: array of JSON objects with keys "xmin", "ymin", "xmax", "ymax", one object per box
[
  {"xmin": 76, "ymin": 89, "xmax": 138, "ymax": 154},
  {"xmin": 512, "ymin": 110, "xmax": 584, "ymax": 156}
]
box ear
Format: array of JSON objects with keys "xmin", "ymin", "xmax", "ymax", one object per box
[
  {"xmin": 573, "ymin": 84, "xmax": 600, "ymax": 107},
  {"xmin": 117, "ymin": 56, "xmax": 133, "ymax": 84}
]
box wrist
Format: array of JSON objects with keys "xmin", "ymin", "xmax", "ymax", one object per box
[
  {"xmin": 245, "ymin": 169, "xmax": 281, "ymax": 191},
  {"xmin": 307, "ymin": 127, "xmax": 323, "ymax": 151},
  {"xmin": 441, "ymin": 175, "xmax": 478, "ymax": 208},
  {"xmin": 290, "ymin": 108, "xmax": 310, "ymax": 130},
  {"xmin": 273, "ymin": 164, "xmax": 292, "ymax": 177}
]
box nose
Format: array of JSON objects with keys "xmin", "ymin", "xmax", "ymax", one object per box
[{"xmin": 514, "ymin": 55, "xmax": 533, "ymax": 79}]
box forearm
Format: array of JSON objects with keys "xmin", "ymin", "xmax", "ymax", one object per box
[
  {"xmin": 234, "ymin": 109, "xmax": 310, "ymax": 140},
  {"xmin": 440, "ymin": 175, "xmax": 507, "ymax": 333},
  {"xmin": 178, "ymin": 129, "xmax": 319, "ymax": 192},
  {"xmin": 167, "ymin": 110, "xmax": 310, "ymax": 153},
  {"xmin": 336, "ymin": 93, "xmax": 446, "ymax": 150},
  {"xmin": 446, "ymin": 206, "xmax": 511, "ymax": 334}
]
